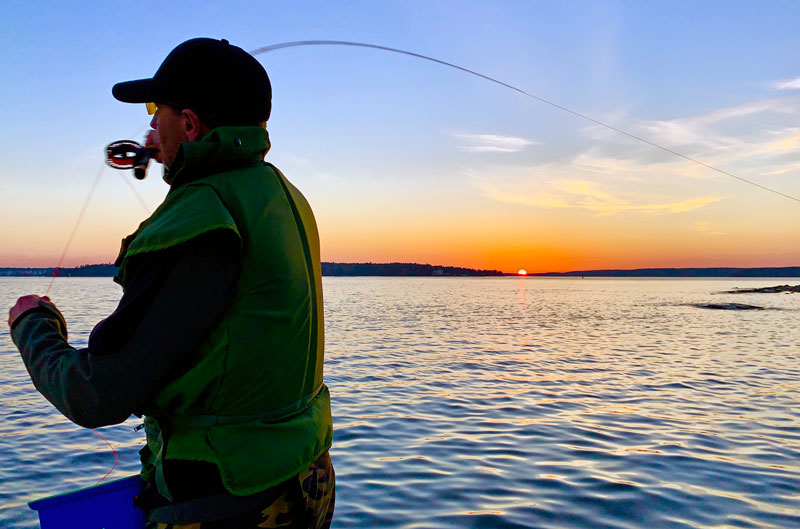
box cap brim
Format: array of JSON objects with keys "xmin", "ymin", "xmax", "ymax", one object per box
[{"xmin": 112, "ymin": 78, "xmax": 157, "ymax": 103}]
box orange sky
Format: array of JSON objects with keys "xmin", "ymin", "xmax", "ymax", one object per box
[
  {"xmin": 2, "ymin": 163, "xmax": 799, "ymax": 274},
  {"xmin": 2, "ymin": 5, "xmax": 799, "ymax": 274},
  {"xmin": 1, "ymin": 166, "xmax": 798, "ymax": 274}
]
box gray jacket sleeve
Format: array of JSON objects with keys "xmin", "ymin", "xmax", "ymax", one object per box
[{"xmin": 10, "ymin": 231, "xmax": 240, "ymax": 428}]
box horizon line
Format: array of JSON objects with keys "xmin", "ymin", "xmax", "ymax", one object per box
[{"xmin": 1, "ymin": 262, "xmax": 799, "ymax": 276}]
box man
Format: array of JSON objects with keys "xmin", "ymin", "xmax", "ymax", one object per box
[{"xmin": 8, "ymin": 38, "xmax": 334, "ymax": 528}]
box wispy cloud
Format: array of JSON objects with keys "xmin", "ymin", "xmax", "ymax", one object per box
[
  {"xmin": 774, "ymin": 77, "xmax": 800, "ymax": 91},
  {"xmin": 472, "ymin": 171, "xmax": 723, "ymax": 215},
  {"xmin": 453, "ymin": 133, "xmax": 537, "ymax": 152},
  {"xmin": 695, "ymin": 222, "xmax": 725, "ymax": 236},
  {"xmin": 749, "ymin": 129, "xmax": 800, "ymax": 156},
  {"xmin": 641, "ymin": 99, "xmax": 796, "ymax": 154},
  {"xmin": 763, "ymin": 161, "xmax": 800, "ymax": 176}
]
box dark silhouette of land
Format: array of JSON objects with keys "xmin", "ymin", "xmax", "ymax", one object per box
[
  {"xmin": 714, "ymin": 284, "xmax": 800, "ymax": 294},
  {"xmin": 529, "ymin": 267, "xmax": 799, "ymax": 278},
  {"xmin": 321, "ymin": 262, "xmax": 504, "ymax": 276},
  {"xmin": 1, "ymin": 264, "xmax": 797, "ymax": 278},
  {"xmin": 0, "ymin": 264, "xmax": 117, "ymax": 277},
  {"xmin": 0, "ymin": 263, "xmax": 505, "ymax": 277},
  {"xmin": 691, "ymin": 302, "xmax": 766, "ymax": 310}
]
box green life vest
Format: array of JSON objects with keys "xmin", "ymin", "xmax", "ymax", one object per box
[{"xmin": 115, "ymin": 126, "xmax": 332, "ymax": 497}]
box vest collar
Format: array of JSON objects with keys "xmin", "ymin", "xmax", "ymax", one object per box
[{"xmin": 166, "ymin": 126, "xmax": 271, "ymax": 187}]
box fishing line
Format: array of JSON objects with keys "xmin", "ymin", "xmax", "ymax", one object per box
[
  {"xmin": 41, "ymin": 161, "xmax": 121, "ymax": 486},
  {"xmin": 117, "ymin": 170, "xmax": 151, "ymax": 213},
  {"xmin": 44, "ymin": 162, "xmax": 105, "ymax": 297},
  {"xmin": 92, "ymin": 428, "xmax": 119, "ymax": 485},
  {"xmin": 251, "ymin": 40, "xmax": 800, "ymax": 204},
  {"xmin": 115, "ymin": 124, "xmax": 152, "ymax": 213},
  {"xmin": 43, "ymin": 163, "xmax": 150, "ymax": 298},
  {"xmin": 45, "ymin": 127, "xmax": 151, "ymax": 297},
  {"xmin": 42, "ymin": 124, "xmax": 151, "ymax": 486}
]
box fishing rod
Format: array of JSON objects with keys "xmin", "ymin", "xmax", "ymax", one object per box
[{"xmin": 246, "ymin": 40, "xmax": 800, "ymax": 204}]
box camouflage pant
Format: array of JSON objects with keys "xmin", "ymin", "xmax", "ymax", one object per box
[{"xmin": 153, "ymin": 452, "xmax": 335, "ymax": 529}]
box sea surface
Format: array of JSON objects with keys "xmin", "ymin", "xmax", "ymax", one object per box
[{"xmin": 1, "ymin": 277, "xmax": 798, "ymax": 528}]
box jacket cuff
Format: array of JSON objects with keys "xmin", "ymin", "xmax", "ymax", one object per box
[{"xmin": 10, "ymin": 301, "xmax": 67, "ymax": 336}]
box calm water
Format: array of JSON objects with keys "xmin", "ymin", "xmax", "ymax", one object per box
[{"xmin": 1, "ymin": 277, "xmax": 798, "ymax": 528}]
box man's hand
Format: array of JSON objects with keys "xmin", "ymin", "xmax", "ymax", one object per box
[
  {"xmin": 9, "ymin": 295, "xmax": 55, "ymax": 328},
  {"xmin": 144, "ymin": 129, "xmax": 163, "ymax": 164}
]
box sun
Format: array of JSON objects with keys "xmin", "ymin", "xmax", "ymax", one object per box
[{"xmin": 517, "ymin": 269, "xmax": 527, "ymax": 276}]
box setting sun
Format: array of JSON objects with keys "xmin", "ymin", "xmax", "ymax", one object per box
[{"xmin": 517, "ymin": 269, "xmax": 527, "ymax": 276}]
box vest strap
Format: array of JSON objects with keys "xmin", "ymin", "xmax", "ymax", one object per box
[
  {"xmin": 147, "ymin": 482, "xmax": 285, "ymax": 524},
  {"xmin": 152, "ymin": 421, "xmax": 173, "ymax": 502},
  {"xmin": 163, "ymin": 385, "xmax": 326, "ymax": 429}
]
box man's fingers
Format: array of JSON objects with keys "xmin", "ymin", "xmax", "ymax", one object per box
[
  {"xmin": 18, "ymin": 295, "xmax": 40, "ymax": 304},
  {"xmin": 144, "ymin": 130, "xmax": 163, "ymax": 164},
  {"xmin": 9, "ymin": 295, "xmax": 56, "ymax": 328},
  {"xmin": 144, "ymin": 130, "xmax": 161, "ymax": 150}
]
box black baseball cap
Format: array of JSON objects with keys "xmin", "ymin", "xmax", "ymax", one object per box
[{"xmin": 112, "ymin": 38, "xmax": 272, "ymax": 124}]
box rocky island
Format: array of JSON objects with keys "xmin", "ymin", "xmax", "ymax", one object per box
[{"xmin": 715, "ymin": 284, "xmax": 800, "ymax": 294}]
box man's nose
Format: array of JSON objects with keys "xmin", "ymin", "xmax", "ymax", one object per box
[{"xmin": 150, "ymin": 114, "xmax": 158, "ymax": 129}]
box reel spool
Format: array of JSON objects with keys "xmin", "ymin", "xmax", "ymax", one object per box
[{"xmin": 106, "ymin": 140, "xmax": 152, "ymax": 180}]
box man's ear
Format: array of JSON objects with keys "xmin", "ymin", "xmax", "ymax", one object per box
[{"xmin": 181, "ymin": 109, "xmax": 210, "ymax": 141}]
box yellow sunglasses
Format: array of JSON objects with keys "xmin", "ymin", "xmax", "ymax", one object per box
[{"xmin": 145, "ymin": 102, "xmax": 157, "ymax": 115}]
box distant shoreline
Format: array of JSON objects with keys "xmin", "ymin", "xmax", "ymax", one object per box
[
  {"xmin": 0, "ymin": 264, "xmax": 798, "ymax": 278},
  {"xmin": 527, "ymin": 267, "xmax": 800, "ymax": 278}
]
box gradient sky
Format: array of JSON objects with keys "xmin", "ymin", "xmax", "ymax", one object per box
[{"xmin": 1, "ymin": 1, "xmax": 798, "ymax": 273}]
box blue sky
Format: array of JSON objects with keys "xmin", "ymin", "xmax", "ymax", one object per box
[{"xmin": 1, "ymin": 1, "xmax": 798, "ymax": 271}]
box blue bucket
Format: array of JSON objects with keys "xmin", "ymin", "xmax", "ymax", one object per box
[{"xmin": 28, "ymin": 475, "xmax": 146, "ymax": 529}]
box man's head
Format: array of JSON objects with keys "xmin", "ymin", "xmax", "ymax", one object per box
[{"xmin": 112, "ymin": 38, "xmax": 271, "ymax": 167}]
